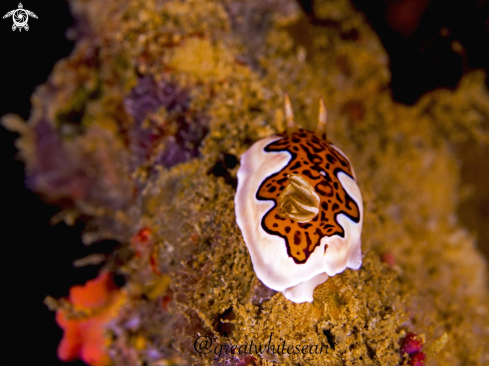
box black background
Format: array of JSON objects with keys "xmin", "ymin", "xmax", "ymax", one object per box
[
  {"xmin": 0, "ymin": 0, "xmax": 488, "ymax": 365},
  {"xmin": 1, "ymin": 1, "xmax": 94, "ymax": 365}
]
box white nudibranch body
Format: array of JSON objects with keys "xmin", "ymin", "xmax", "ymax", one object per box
[{"xmin": 234, "ymin": 96, "xmax": 363, "ymax": 303}]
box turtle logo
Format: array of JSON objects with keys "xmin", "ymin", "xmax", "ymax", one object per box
[{"xmin": 3, "ymin": 3, "xmax": 38, "ymax": 32}]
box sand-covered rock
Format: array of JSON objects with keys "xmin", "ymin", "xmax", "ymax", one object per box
[{"xmin": 3, "ymin": 0, "xmax": 489, "ymax": 364}]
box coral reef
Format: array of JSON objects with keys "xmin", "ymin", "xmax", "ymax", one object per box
[{"xmin": 3, "ymin": 0, "xmax": 489, "ymax": 365}]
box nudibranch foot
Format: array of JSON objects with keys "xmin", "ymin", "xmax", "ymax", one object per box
[
  {"xmin": 283, "ymin": 273, "xmax": 329, "ymax": 303},
  {"xmin": 235, "ymin": 96, "xmax": 363, "ymax": 303}
]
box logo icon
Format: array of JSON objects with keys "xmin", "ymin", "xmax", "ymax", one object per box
[{"xmin": 3, "ymin": 3, "xmax": 38, "ymax": 31}]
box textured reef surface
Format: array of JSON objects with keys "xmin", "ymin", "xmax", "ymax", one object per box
[{"xmin": 3, "ymin": 0, "xmax": 489, "ymax": 365}]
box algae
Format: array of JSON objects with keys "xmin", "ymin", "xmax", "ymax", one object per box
[{"xmin": 3, "ymin": 0, "xmax": 489, "ymax": 365}]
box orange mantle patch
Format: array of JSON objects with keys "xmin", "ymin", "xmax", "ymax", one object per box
[{"xmin": 257, "ymin": 130, "xmax": 360, "ymax": 264}]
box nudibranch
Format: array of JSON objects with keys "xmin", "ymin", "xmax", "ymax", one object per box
[{"xmin": 235, "ymin": 96, "xmax": 363, "ymax": 303}]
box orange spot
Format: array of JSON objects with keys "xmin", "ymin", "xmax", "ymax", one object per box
[
  {"xmin": 133, "ymin": 227, "xmax": 151, "ymax": 245},
  {"xmin": 69, "ymin": 272, "xmax": 117, "ymax": 309},
  {"xmin": 150, "ymin": 251, "xmax": 162, "ymax": 275},
  {"xmin": 132, "ymin": 227, "xmax": 153, "ymax": 257},
  {"xmin": 131, "ymin": 227, "xmax": 162, "ymax": 275},
  {"xmin": 56, "ymin": 272, "xmax": 125, "ymax": 366},
  {"xmin": 381, "ymin": 252, "xmax": 396, "ymax": 267},
  {"xmin": 161, "ymin": 293, "xmax": 172, "ymax": 311},
  {"xmin": 190, "ymin": 233, "xmax": 199, "ymax": 244}
]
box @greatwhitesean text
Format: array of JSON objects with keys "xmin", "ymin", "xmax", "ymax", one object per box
[{"xmin": 194, "ymin": 332, "xmax": 332, "ymax": 360}]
